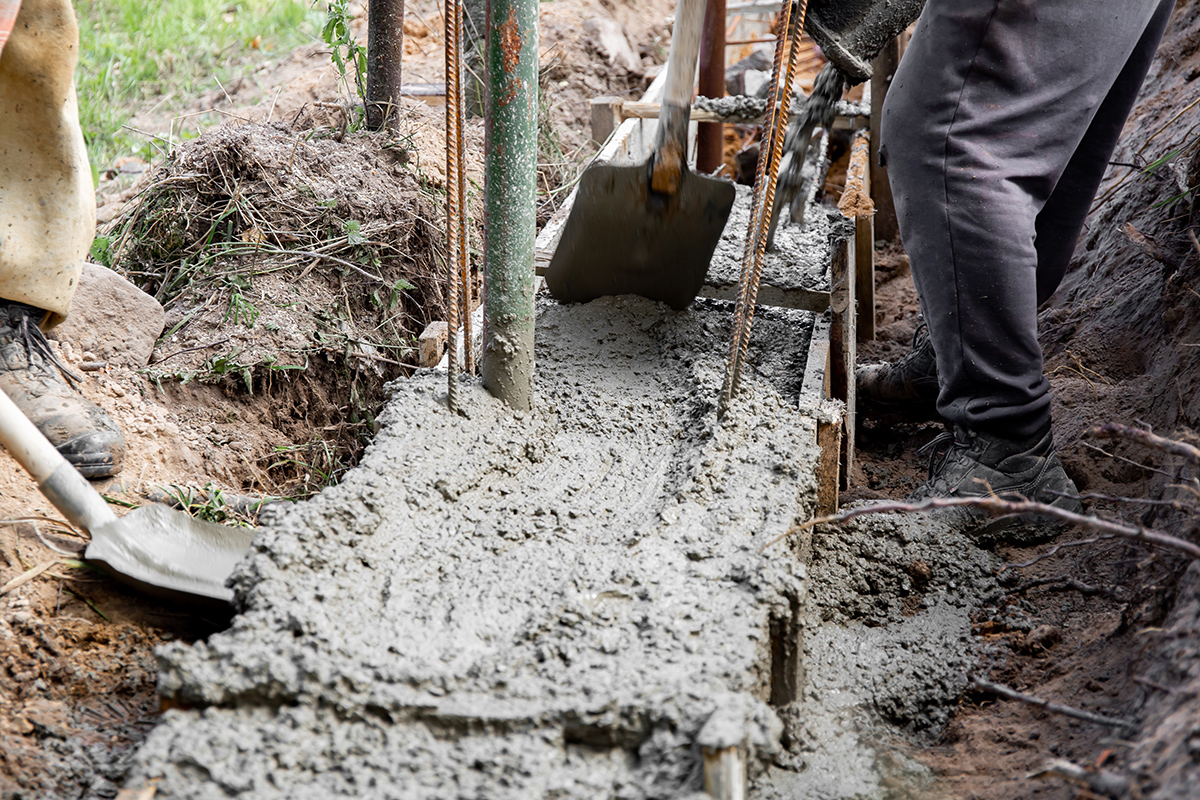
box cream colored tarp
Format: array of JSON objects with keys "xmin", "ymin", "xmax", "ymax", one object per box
[{"xmin": 0, "ymin": 0, "xmax": 94, "ymax": 326}]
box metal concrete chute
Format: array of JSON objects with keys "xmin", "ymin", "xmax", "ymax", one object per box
[{"xmin": 805, "ymin": 0, "xmax": 926, "ymax": 83}]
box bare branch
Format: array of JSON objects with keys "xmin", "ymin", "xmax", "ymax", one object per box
[
  {"xmin": 1014, "ymin": 576, "xmax": 1109, "ymax": 596},
  {"xmin": 1005, "ymin": 536, "xmax": 1115, "ymax": 569},
  {"xmin": 970, "ymin": 677, "xmax": 1136, "ymax": 731},
  {"xmin": 1081, "ymin": 441, "xmax": 1175, "ymax": 479},
  {"xmin": 1089, "ymin": 423, "xmax": 1200, "ymax": 466},
  {"xmin": 761, "ymin": 496, "xmax": 1200, "ymax": 560},
  {"xmin": 1075, "ymin": 491, "xmax": 1199, "ymax": 512},
  {"xmin": 1028, "ymin": 758, "xmax": 1134, "ymax": 799}
]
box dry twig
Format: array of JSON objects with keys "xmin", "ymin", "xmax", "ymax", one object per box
[
  {"xmin": 1089, "ymin": 423, "xmax": 1200, "ymax": 466},
  {"xmin": 1, "ymin": 560, "xmax": 61, "ymax": 596},
  {"xmin": 971, "ymin": 677, "xmax": 1135, "ymax": 731},
  {"xmin": 761, "ymin": 497, "xmax": 1200, "ymax": 560}
]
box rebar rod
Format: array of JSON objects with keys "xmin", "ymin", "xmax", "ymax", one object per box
[
  {"xmin": 718, "ymin": 0, "xmax": 808, "ymax": 417},
  {"xmin": 445, "ymin": 0, "xmax": 464, "ymax": 411},
  {"xmin": 453, "ymin": 0, "xmax": 473, "ymax": 376},
  {"xmin": 481, "ymin": 0, "xmax": 538, "ymax": 410}
]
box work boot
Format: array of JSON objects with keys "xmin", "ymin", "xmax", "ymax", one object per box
[
  {"xmin": 910, "ymin": 424, "xmax": 1083, "ymax": 545},
  {"xmin": 857, "ymin": 320, "xmax": 940, "ymax": 421},
  {"xmin": 0, "ymin": 303, "xmax": 125, "ymax": 478}
]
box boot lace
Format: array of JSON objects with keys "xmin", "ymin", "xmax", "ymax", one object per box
[
  {"xmin": 915, "ymin": 430, "xmax": 958, "ymax": 481},
  {"xmin": 3, "ymin": 304, "xmax": 80, "ymax": 389}
]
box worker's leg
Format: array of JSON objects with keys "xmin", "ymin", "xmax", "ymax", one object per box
[
  {"xmin": 1034, "ymin": 0, "xmax": 1175, "ymax": 303},
  {"xmin": 0, "ymin": 0, "xmax": 95, "ymax": 323},
  {"xmin": 880, "ymin": 0, "xmax": 1169, "ymax": 438},
  {"xmin": 0, "ymin": 0, "xmax": 125, "ymax": 478}
]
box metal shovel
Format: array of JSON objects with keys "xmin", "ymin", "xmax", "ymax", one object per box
[
  {"xmin": 544, "ymin": 0, "xmax": 735, "ymax": 311},
  {"xmin": 0, "ymin": 389, "xmax": 254, "ymax": 604}
]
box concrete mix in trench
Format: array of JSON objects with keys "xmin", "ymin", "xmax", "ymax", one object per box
[
  {"xmin": 126, "ymin": 295, "xmax": 821, "ymax": 798},
  {"xmin": 122, "ymin": 190, "xmax": 1004, "ymax": 798}
]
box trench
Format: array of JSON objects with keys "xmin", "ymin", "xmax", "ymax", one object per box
[{"xmin": 115, "ymin": 86, "xmax": 1003, "ymax": 794}]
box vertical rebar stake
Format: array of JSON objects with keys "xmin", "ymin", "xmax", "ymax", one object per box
[
  {"xmin": 453, "ymin": 0, "xmax": 473, "ymax": 376},
  {"xmin": 481, "ymin": 0, "xmax": 538, "ymax": 410},
  {"xmin": 718, "ymin": 0, "xmax": 808, "ymax": 418},
  {"xmin": 445, "ymin": 0, "xmax": 464, "ymax": 411}
]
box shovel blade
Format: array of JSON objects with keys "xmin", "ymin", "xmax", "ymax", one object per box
[
  {"xmin": 84, "ymin": 503, "xmax": 255, "ymax": 605},
  {"xmin": 545, "ymin": 163, "xmax": 736, "ymax": 311}
]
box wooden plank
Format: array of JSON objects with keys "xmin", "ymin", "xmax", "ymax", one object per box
[
  {"xmin": 799, "ymin": 314, "xmax": 832, "ymax": 403},
  {"xmin": 800, "ymin": 315, "xmax": 840, "ymax": 515},
  {"xmin": 400, "ymin": 82, "xmax": 446, "ymax": 106},
  {"xmin": 418, "ymin": 321, "xmax": 449, "ymax": 368},
  {"xmin": 838, "ymin": 128, "xmax": 876, "ymax": 342},
  {"xmin": 815, "ymin": 406, "xmax": 843, "ymax": 516},
  {"xmin": 697, "ymin": 283, "xmax": 831, "ymax": 313},
  {"xmin": 589, "ymin": 96, "xmax": 623, "ymax": 146},
  {"xmin": 828, "ymin": 235, "xmax": 856, "ymax": 491},
  {"xmin": 855, "ymin": 213, "xmax": 876, "ymax": 341},
  {"xmin": 703, "ymin": 745, "xmax": 747, "ymax": 800}
]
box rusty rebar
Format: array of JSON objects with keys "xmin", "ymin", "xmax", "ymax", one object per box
[
  {"xmin": 445, "ymin": 0, "xmax": 464, "ymax": 411},
  {"xmin": 719, "ymin": 0, "xmax": 808, "ymax": 417}
]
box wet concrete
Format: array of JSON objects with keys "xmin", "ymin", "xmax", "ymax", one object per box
[
  {"xmin": 120, "ymin": 199, "xmax": 1008, "ymax": 798},
  {"xmin": 123, "ymin": 296, "xmax": 824, "ymax": 798},
  {"xmin": 706, "ymin": 184, "xmax": 841, "ymax": 294},
  {"xmin": 755, "ymin": 510, "xmax": 1004, "ymax": 798}
]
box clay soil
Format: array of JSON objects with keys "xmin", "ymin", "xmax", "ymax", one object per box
[{"xmin": 2, "ymin": 0, "xmax": 1200, "ymax": 798}]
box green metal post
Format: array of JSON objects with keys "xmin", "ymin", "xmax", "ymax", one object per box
[{"xmin": 481, "ymin": 0, "xmax": 538, "ymax": 410}]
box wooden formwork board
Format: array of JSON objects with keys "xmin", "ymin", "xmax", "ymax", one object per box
[{"xmin": 838, "ymin": 128, "xmax": 877, "ymax": 343}]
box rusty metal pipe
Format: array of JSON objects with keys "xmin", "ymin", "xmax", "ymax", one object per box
[
  {"xmin": 696, "ymin": 0, "xmax": 726, "ymax": 174},
  {"xmin": 366, "ymin": 0, "xmax": 406, "ymax": 131}
]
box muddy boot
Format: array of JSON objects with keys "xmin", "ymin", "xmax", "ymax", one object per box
[
  {"xmin": 857, "ymin": 321, "xmax": 940, "ymax": 421},
  {"xmin": 909, "ymin": 424, "xmax": 1082, "ymax": 546},
  {"xmin": 0, "ymin": 303, "xmax": 125, "ymax": 478}
]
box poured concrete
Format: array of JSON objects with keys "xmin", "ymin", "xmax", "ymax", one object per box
[
  {"xmin": 124, "ymin": 297, "xmax": 823, "ymax": 798},
  {"xmin": 759, "ymin": 511, "xmax": 1003, "ymax": 798},
  {"xmin": 706, "ymin": 185, "xmax": 840, "ymax": 295}
]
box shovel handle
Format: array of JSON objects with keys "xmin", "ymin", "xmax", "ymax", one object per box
[
  {"xmin": 0, "ymin": 389, "xmax": 117, "ymax": 533},
  {"xmin": 652, "ymin": 0, "xmax": 707, "ymax": 193}
]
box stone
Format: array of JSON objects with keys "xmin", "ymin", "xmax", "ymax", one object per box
[
  {"xmin": 582, "ymin": 17, "xmax": 641, "ymax": 75},
  {"xmin": 48, "ymin": 262, "xmax": 164, "ymax": 369},
  {"xmin": 418, "ymin": 321, "xmax": 449, "ymax": 367}
]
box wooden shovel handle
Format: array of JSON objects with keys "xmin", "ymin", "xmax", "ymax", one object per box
[
  {"xmin": 652, "ymin": 0, "xmax": 707, "ymax": 193},
  {"xmin": 0, "ymin": 389, "xmax": 117, "ymax": 532}
]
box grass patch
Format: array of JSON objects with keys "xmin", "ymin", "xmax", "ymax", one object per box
[{"xmin": 75, "ymin": 0, "xmax": 323, "ymax": 177}]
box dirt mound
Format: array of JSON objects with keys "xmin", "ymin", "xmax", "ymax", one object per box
[{"xmin": 101, "ymin": 117, "xmax": 457, "ymax": 495}]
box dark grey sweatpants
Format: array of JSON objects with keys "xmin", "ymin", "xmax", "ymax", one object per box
[{"xmin": 880, "ymin": 0, "xmax": 1174, "ymax": 439}]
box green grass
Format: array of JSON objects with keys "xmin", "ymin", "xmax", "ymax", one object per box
[{"xmin": 75, "ymin": 0, "xmax": 324, "ymax": 177}]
